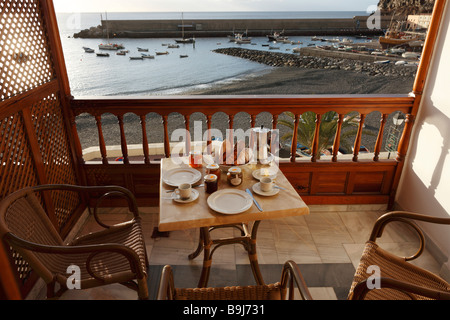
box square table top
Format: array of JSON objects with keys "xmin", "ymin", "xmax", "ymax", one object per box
[{"xmin": 158, "ymin": 157, "xmax": 309, "ymax": 232}]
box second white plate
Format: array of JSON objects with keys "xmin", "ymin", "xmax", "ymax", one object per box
[
  {"xmin": 162, "ymin": 168, "xmax": 202, "ymax": 187},
  {"xmin": 207, "ymin": 189, "xmax": 253, "ymax": 215}
]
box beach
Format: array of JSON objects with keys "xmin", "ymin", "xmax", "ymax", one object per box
[{"xmin": 184, "ymin": 66, "xmax": 415, "ymax": 95}]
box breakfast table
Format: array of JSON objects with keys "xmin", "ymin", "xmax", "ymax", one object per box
[{"xmin": 158, "ymin": 156, "xmax": 309, "ymax": 288}]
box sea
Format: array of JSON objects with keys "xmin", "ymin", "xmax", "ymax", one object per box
[{"xmin": 56, "ymin": 11, "xmax": 371, "ymax": 97}]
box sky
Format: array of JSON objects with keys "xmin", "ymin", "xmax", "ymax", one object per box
[{"xmin": 53, "ymin": 0, "xmax": 380, "ymax": 13}]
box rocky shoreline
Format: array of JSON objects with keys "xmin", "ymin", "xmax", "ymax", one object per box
[{"xmin": 213, "ymin": 47, "xmax": 418, "ymax": 78}]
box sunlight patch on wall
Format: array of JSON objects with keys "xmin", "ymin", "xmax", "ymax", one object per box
[{"xmin": 412, "ymin": 122, "xmax": 443, "ymax": 189}]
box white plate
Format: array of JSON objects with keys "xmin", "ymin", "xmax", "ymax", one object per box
[
  {"xmin": 252, "ymin": 169, "xmax": 278, "ymax": 181},
  {"xmin": 252, "ymin": 182, "xmax": 280, "ymax": 196},
  {"xmin": 162, "ymin": 168, "xmax": 202, "ymax": 187},
  {"xmin": 172, "ymin": 189, "xmax": 199, "ymax": 203},
  {"xmin": 207, "ymin": 189, "xmax": 253, "ymax": 215}
]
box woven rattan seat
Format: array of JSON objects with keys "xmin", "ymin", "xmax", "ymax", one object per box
[
  {"xmin": 349, "ymin": 240, "xmax": 450, "ymax": 300},
  {"xmin": 157, "ymin": 261, "xmax": 313, "ymax": 300},
  {"xmin": 174, "ymin": 282, "xmax": 285, "ymax": 300},
  {"xmin": 0, "ymin": 184, "xmax": 149, "ymax": 299}
]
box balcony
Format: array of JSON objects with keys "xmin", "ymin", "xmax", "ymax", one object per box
[{"xmin": 1, "ymin": 0, "xmax": 449, "ymax": 301}]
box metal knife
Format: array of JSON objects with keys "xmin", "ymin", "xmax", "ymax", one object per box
[{"xmin": 246, "ymin": 188, "xmax": 263, "ymax": 211}]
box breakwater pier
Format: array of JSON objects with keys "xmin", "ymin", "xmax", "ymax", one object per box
[
  {"xmin": 73, "ymin": 16, "xmax": 391, "ymax": 39},
  {"xmin": 213, "ymin": 47, "xmax": 418, "ymax": 78}
]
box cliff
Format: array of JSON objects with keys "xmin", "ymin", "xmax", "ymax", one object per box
[{"xmin": 377, "ymin": 0, "xmax": 435, "ymax": 15}]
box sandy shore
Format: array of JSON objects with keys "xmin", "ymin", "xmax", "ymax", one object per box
[
  {"xmin": 184, "ymin": 66, "xmax": 415, "ymax": 95},
  {"xmin": 76, "ymin": 67, "xmax": 414, "ymax": 155}
]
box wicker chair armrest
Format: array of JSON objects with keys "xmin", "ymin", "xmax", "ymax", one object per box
[
  {"xmin": 31, "ymin": 184, "xmax": 140, "ymax": 228},
  {"xmin": 4, "ymin": 232, "xmax": 146, "ymax": 280},
  {"xmin": 156, "ymin": 265, "xmax": 176, "ymax": 300},
  {"xmin": 350, "ymin": 277, "xmax": 450, "ymax": 300},
  {"xmin": 279, "ymin": 260, "xmax": 313, "ymax": 300},
  {"xmin": 370, "ymin": 211, "xmax": 450, "ymax": 261}
]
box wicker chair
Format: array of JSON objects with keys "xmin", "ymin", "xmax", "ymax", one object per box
[
  {"xmin": 157, "ymin": 211, "xmax": 450, "ymax": 300},
  {"xmin": 347, "ymin": 211, "xmax": 450, "ymax": 300},
  {"xmin": 0, "ymin": 184, "xmax": 149, "ymax": 300},
  {"xmin": 157, "ymin": 260, "xmax": 313, "ymax": 300}
]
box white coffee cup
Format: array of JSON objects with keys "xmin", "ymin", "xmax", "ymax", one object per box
[
  {"xmin": 260, "ymin": 177, "xmax": 273, "ymax": 192},
  {"xmin": 175, "ymin": 183, "xmax": 192, "ymax": 200}
]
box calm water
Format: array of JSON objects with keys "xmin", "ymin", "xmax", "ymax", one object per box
[{"xmin": 56, "ymin": 12, "xmax": 370, "ymax": 97}]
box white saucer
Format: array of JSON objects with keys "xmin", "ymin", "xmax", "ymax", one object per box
[
  {"xmin": 172, "ymin": 189, "xmax": 199, "ymax": 203},
  {"xmin": 252, "ymin": 183, "xmax": 280, "ymax": 197}
]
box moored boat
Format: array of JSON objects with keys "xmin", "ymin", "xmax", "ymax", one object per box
[
  {"xmin": 83, "ymin": 47, "xmax": 94, "ymax": 53},
  {"xmin": 96, "ymin": 52, "xmax": 109, "ymax": 57}
]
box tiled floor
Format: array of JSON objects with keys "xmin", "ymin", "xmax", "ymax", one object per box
[{"xmin": 57, "ymin": 205, "xmax": 443, "ymax": 300}]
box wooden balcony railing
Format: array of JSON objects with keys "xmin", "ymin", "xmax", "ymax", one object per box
[{"xmin": 69, "ymin": 94, "xmax": 415, "ymax": 207}]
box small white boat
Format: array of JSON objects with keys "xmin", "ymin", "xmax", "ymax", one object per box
[
  {"xmin": 168, "ymin": 44, "xmax": 180, "ymax": 48},
  {"xmin": 402, "ymin": 52, "xmax": 421, "ymax": 59},
  {"xmin": 340, "ymin": 38, "xmax": 353, "ymax": 45},
  {"xmin": 395, "ymin": 60, "xmax": 407, "ymax": 65},
  {"xmin": 374, "ymin": 60, "xmax": 390, "ymax": 64},
  {"xmin": 137, "ymin": 47, "xmax": 149, "ymax": 52},
  {"xmin": 83, "ymin": 47, "xmax": 94, "ymax": 53},
  {"xmin": 292, "ymin": 47, "xmax": 301, "ymax": 53},
  {"xmin": 98, "ymin": 43, "xmax": 123, "ymax": 50}
]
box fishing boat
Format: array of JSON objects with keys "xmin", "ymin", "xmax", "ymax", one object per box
[
  {"xmin": 175, "ymin": 13, "xmax": 195, "ymax": 44},
  {"xmin": 83, "ymin": 47, "xmax": 94, "ymax": 53},
  {"xmin": 98, "ymin": 43, "xmax": 124, "ymax": 50},
  {"xmin": 235, "ymin": 33, "xmax": 252, "ymax": 44},
  {"xmin": 267, "ymin": 30, "xmax": 288, "ymax": 42},
  {"xmin": 98, "ymin": 13, "xmax": 124, "ymax": 50}
]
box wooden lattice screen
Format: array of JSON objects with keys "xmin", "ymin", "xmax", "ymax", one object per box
[{"xmin": 0, "ymin": 0, "xmax": 82, "ymax": 298}]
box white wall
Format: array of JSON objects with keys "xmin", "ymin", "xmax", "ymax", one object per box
[{"xmin": 396, "ymin": 1, "xmax": 450, "ymax": 278}]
